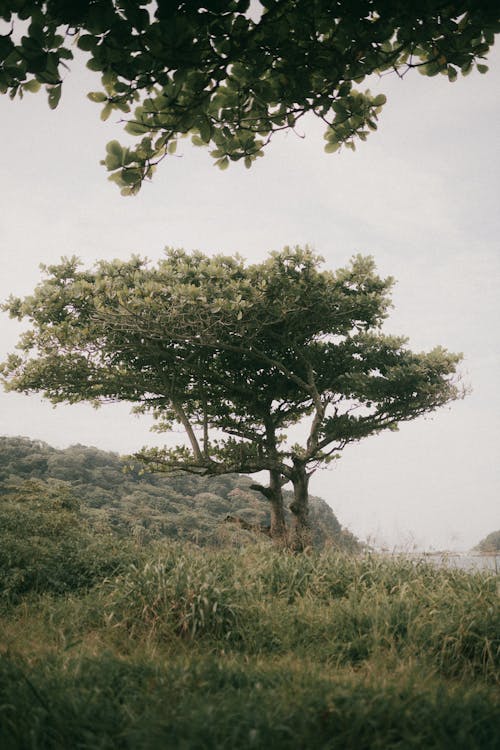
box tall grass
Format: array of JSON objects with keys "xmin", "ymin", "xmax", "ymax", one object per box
[
  {"xmin": 0, "ymin": 652, "xmax": 498, "ymax": 750},
  {"xmin": 1, "ymin": 543, "xmax": 498, "ymax": 748}
]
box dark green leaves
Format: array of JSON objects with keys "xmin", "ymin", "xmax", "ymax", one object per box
[{"xmin": 0, "ymin": 1, "xmax": 498, "ymax": 191}]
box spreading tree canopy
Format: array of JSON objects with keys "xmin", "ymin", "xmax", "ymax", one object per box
[
  {"xmin": 1, "ymin": 247, "xmax": 463, "ymax": 548},
  {"xmin": 0, "ymin": 1, "xmax": 498, "ymax": 193}
]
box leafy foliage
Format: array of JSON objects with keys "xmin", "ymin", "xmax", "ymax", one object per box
[
  {"xmin": 1, "ymin": 247, "xmax": 464, "ymax": 548},
  {"xmin": 1, "ymin": 248, "xmax": 463, "ymax": 548},
  {"xmin": 0, "ymin": 1, "xmax": 498, "ymax": 192},
  {"xmin": 0, "ymin": 474, "xmax": 137, "ymax": 603}
]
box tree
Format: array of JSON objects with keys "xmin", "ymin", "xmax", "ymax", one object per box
[
  {"xmin": 1, "ymin": 247, "xmax": 463, "ymax": 548},
  {"xmin": 1, "ymin": 1, "xmax": 498, "ymax": 194}
]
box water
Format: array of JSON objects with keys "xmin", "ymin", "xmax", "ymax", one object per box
[{"xmin": 409, "ymin": 553, "xmax": 499, "ymax": 573}]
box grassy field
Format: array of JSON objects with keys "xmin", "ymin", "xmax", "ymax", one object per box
[{"xmin": 1, "ymin": 542, "xmax": 499, "ymax": 749}]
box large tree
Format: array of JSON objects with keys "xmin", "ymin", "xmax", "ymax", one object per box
[
  {"xmin": 0, "ymin": 1, "xmax": 498, "ymax": 193},
  {"xmin": 1, "ymin": 247, "xmax": 463, "ymax": 548}
]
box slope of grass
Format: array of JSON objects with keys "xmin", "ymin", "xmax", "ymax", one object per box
[{"xmin": 1, "ymin": 544, "xmax": 498, "ymax": 749}]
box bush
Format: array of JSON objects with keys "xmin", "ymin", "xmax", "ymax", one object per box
[{"xmin": 0, "ymin": 479, "xmax": 140, "ymax": 604}]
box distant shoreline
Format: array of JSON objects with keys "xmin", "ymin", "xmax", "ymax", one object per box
[{"xmin": 376, "ymin": 551, "xmax": 499, "ymax": 572}]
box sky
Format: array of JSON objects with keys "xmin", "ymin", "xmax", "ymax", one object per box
[{"xmin": 1, "ymin": 42, "xmax": 499, "ymax": 551}]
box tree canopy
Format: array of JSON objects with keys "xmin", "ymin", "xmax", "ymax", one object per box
[
  {"xmin": 1, "ymin": 1, "xmax": 498, "ymax": 193},
  {"xmin": 1, "ymin": 247, "xmax": 464, "ymax": 547}
]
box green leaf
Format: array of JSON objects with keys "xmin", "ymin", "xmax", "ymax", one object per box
[
  {"xmin": 86, "ymin": 58, "xmax": 102, "ymax": 72},
  {"xmin": 77, "ymin": 35, "xmax": 96, "ymax": 52},
  {"xmin": 198, "ymin": 119, "xmax": 212, "ymax": 143},
  {"xmin": 47, "ymin": 84, "xmax": 61, "ymax": 109},
  {"xmin": 476, "ymin": 64, "xmax": 489, "ymax": 74},
  {"xmin": 105, "ymin": 154, "xmax": 122, "ymax": 171},
  {"xmin": 106, "ymin": 140, "xmax": 123, "ymax": 158},
  {"xmin": 121, "ymin": 168, "xmax": 142, "ymax": 185},
  {"xmin": 125, "ymin": 120, "xmax": 149, "ymax": 136},
  {"xmin": 372, "ymin": 94, "xmax": 387, "ymax": 107},
  {"xmin": 100, "ymin": 103, "xmax": 113, "ymax": 121},
  {"xmin": 104, "ymin": 141, "xmax": 124, "ymax": 169},
  {"xmin": 87, "ymin": 91, "xmax": 107, "ymax": 103},
  {"xmin": 324, "ymin": 142, "xmax": 340, "ymax": 153},
  {"xmin": 23, "ymin": 79, "xmax": 41, "ymax": 93}
]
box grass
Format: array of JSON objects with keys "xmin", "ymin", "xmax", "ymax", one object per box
[{"xmin": 1, "ymin": 543, "xmax": 499, "ymax": 748}]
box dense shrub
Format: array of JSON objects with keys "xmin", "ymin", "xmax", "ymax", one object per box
[{"xmin": 0, "ymin": 479, "xmax": 141, "ymax": 604}]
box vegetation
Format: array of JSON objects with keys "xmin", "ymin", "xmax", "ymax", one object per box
[
  {"xmin": 0, "ymin": 436, "xmax": 497, "ymax": 747},
  {"xmin": 0, "ymin": 536, "xmax": 498, "ymax": 747},
  {"xmin": 1, "ymin": 2, "xmax": 499, "ymax": 192},
  {"xmin": 475, "ymin": 530, "xmax": 500, "ymax": 553},
  {"xmin": 0, "ymin": 436, "xmax": 359, "ymax": 562},
  {"xmin": 1, "ymin": 248, "xmax": 463, "ymax": 548}
]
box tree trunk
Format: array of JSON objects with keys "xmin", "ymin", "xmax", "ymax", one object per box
[
  {"xmin": 268, "ymin": 468, "xmax": 288, "ymax": 544},
  {"xmin": 250, "ymin": 468, "xmax": 288, "ymax": 545},
  {"xmin": 289, "ymin": 461, "xmax": 312, "ymax": 552}
]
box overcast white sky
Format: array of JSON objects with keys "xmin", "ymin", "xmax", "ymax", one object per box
[{"xmin": 1, "ymin": 44, "xmax": 499, "ymax": 551}]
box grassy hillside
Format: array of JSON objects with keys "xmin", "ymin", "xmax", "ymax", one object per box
[{"xmin": 0, "ymin": 435, "xmax": 360, "ymax": 549}]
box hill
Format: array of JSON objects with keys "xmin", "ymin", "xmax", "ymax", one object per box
[
  {"xmin": 474, "ymin": 530, "xmax": 500, "ymax": 553},
  {"xmin": 0, "ymin": 435, "xmax": 360, "ymax": 550}
]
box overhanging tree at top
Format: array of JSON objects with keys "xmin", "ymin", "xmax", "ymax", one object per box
[
  {"xmin": 0, "ymin": 1, "xmax": 499, "ymax": 193},
  {"xmin": 1, "ymin": 248, "xmax": 464, "ymax": 548}
]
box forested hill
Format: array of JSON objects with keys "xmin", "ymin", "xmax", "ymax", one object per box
[{"xmin": 0, "ymin": 436, "xmax": 360, "ymax": 550}]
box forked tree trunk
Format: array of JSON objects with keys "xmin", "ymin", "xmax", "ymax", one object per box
[
  {"xmin": 268, "ymin": 468, "xmax": 288, "ymax": 544},
  {"xmin": 289, "ymin": 461, "xmax": 312, "ymax": 552},
  {"xmin": 250, "ymin": 468, "xmax": 288, "ymax": 545}
]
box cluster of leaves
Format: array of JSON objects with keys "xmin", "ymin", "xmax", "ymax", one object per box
[
  {"xmin": 0, "ymin": 435, "xmax": 356, "ymax": 550},
  {"xmin": 0, "ymin": 1, "xmax": 498, "ymax": 192}
]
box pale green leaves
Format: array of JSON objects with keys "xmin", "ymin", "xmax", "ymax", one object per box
[
  {"xmin": 324, "ymin": 142, "xmax": 340, "ymax": 154},
  {"xmin": 103, "ymin": 141, "xmax": 125, "ymax": 171},
  {"xmin": 87, "ymin": 91, "xmax": 107, "ymax": 103},
  {"xmin": 216, "ymin": 156, "xmax": 229, "ymax": 171},
  {"xmin": 1, "ymin": 246, "xmax": 463, "ymax": 496},
  {"xmin": 22, "ymin": 78, "xmax": 40, "ymax": 93}
]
